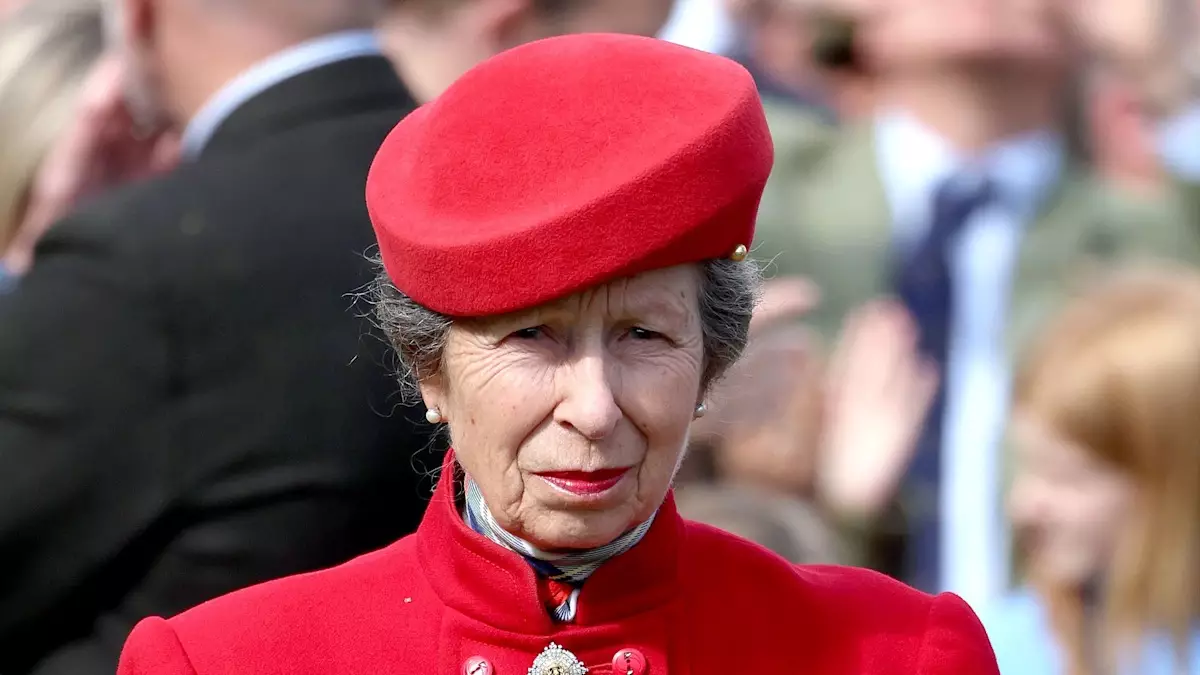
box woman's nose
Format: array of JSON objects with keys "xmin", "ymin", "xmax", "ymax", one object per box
[{"xmin": 554, "ymin": 354, "xmax": 621, "ymax": 441}]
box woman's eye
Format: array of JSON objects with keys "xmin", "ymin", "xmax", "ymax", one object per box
[
  {"xmin": 627, "ymin": 327, "xmax": 664, "ymax": 341},
  {"xmin": 509, "ymin": 326, "xmax": 545, "ymax": 340}
]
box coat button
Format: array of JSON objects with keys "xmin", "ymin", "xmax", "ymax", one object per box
[
  {"xmin": 612, "ymin": 648, "xmax": 648, "ymax": 674},
  {"xmin": 462, "ymin": 656, "xmax": 493, "ymax": 675}
]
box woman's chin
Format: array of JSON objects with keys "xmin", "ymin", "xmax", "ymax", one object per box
[{"xmin": 524, "ymin": 508, "xmax": 640, "ymax": 552}]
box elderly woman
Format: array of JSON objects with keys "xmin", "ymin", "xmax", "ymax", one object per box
[{"xmin": 117, "ymin": 33, "xmax": 997, "ymax": 675}]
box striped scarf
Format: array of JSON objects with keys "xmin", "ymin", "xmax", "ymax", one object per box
[{"xmin": 462, "ymin": 477, "xmax": 655, "ymax": 622}]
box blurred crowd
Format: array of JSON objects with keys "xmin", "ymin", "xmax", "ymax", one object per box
[{"xmin": 1, "ymin": 0, "xmax": 1200, "ymax": 673}]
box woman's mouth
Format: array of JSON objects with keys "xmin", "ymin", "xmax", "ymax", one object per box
[{"xmin": 535, "ymin": 468, "xmax": 631, "ymax": 496}]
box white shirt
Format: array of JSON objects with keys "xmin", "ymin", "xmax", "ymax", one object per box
[
  {"xmin": 180, "ymin": 30, "xmax": 383, "ymax": 159},
  {"xmin": 874, "ymin": 104, "xmax": 1200, "ymax": 611},
  {"xmin": 1157, "ymin": 102, "xmax": 1200, "ymax": 178},
  {"xmin": 875, "ymin": 109, "xmax": 1065, "ymax": 611},
  {"xmin": 657, "ymin": 0, "xmax": 737, "ymax": 55}
]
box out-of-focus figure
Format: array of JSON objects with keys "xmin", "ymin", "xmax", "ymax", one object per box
[
  {"xmin": 0, "ymin": 0, "xmax": 103, "ymax": 289},
  {"xmin": 675, "ymin": 483, "xmax": 844, "ymax": 564},
  {"xmin": 807, "ymin": 7, "xmax": 874, "ymax": 120},
  {"xmin": 1084, "ymin": 68, "xmax": 1169, "ymax": 196},
  {"xmin": 698, "ymin": 323, "xmax": 825, "ymax": 494},
  {"xmin": 722, "ymin": 0, "xmax": 835, "ymax": 115},
  {"xmin": 984, "ymin": 265, "xmax": 1200, "ymax": 675},
  {"xmin": 379, "ymin": 0, "xmax": 676, "ymax": 103},
  {"xmin": 0, "ymin": 0, "xmax": 437, "ymax": 673},
  {"xmin": 751, "ymin": 0, "xmax": 1200, "ymax": 609}
]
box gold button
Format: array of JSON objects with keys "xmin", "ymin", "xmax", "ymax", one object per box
[{"xmin": 730, "ymin": 244, "xmax": 748, "ymax": 262}]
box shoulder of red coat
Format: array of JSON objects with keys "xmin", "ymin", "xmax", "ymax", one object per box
[
  {"xmin": 680, "ymin": 519, "xmax": 935, "ymax": 620},
  {"xmin": 159, "ymin": 535, "xmax": 428, "ymax": 667}
]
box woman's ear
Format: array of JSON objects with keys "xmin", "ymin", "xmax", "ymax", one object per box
[{"xmin": 419, "ymin": 372, "xmax": 447, "ymax": 421}]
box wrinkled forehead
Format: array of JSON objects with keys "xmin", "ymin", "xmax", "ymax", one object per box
[{"xmin": 470, "ymin": 265, "xmax": 703, "ymax": 330}]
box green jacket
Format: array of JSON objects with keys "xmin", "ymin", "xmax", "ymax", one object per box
[
  {"xmin": 751, "ymin": 103, "xmax": 1200, "ymax": 572},
  {"xmin": 753, "ymin": 103, "xmax": 1200, "ymax": 358}
]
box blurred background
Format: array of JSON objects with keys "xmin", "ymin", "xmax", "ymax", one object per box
[{"xmin": 2, "ymin": 0, "xmax": 1200, "ymax": 673}]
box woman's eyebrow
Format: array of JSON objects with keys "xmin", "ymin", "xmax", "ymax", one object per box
[{"xmin": 621, "ymin": 295, "xmax": 693, "ymax": 328}]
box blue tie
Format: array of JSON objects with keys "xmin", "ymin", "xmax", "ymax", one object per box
[{"xmin": 894, "ymin": 175, "xmax": 994, "ymax": 592}]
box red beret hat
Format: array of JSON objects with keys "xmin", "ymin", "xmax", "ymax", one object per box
[{"xmin": 366, "ymin": 33, "xmax": 773, "ymax": 317}]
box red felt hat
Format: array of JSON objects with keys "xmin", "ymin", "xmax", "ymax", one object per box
[{"xmin": 366, "ymin": 33, "xmax": 773, "ymax": 317}]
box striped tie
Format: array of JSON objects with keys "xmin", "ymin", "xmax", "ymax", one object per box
[{"xmin": 538, "ymin": 577, "xmax": 580, "ymax": 622}]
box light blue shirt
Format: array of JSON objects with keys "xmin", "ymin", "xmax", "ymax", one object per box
[
  {"xmin": 875, "ymin": 109, "xmax": 1065, "ymax": 611},
  {"xmin": 874, "ymin": 104, "xmax": 1200, "ymax": 612},
  {"xmin": 1158, "ymin": 102, "xmax": 1200, "ymax": 179},
  {"xmin": 180, "ymin": 30, "xmax": 383, "ymax": 159},
  {"xmin": 982, "ymin": 589, "xmax": 1200, "ymax": 675}
]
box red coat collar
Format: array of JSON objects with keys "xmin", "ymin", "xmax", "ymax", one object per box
[{"xmin": 416, "ymin": 450, "xmax": 683, "ymax": 633}]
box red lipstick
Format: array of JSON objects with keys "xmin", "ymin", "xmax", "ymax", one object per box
[{"xmin": 535, "ymin": 468, "xmax": 631, "ymax": 495}]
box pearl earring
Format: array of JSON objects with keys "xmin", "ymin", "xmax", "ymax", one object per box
[
  {"xmin": 425, "ymin": 408, "xmax": 443, "ymax": 424},
  {"xmin": 694, "ymin": 402, "xmax": 707, "ymax": 418}
]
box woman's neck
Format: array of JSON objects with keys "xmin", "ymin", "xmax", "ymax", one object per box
[{"xmin": 459, "ymin": 475, "xmax": 656, "ymax": 572}]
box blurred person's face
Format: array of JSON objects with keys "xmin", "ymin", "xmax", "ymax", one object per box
[
  {"xmin": 861, "ymin": 0, "xmax": 1070, "ymax": 71},
  {"xmin": 744, "ymin": 1, "xmax": 822, "ymax": 93},
  {"xmin": 0, "ymin": 0, "xmax": 26, "ymax": 17},
  {"xmin": 1086, "ymin": 72, "xmax": 1164, "ymax": 193},
  {"xmin": 1008, "ymin": 415, "xmax": 1135, "ymax": 587},
  {"xmin": 704, "ymin": 324, "xmax": 823, "ymax": 494}
]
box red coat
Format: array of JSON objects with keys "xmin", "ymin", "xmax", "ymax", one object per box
[{"xmin": 118, "ymin": 459, "xmax": 999, "ymax": 675}]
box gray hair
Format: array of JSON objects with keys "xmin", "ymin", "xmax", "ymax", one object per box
[{"xmin": 368, "ymin": 258, "xmax": 762, "ymax": 403}]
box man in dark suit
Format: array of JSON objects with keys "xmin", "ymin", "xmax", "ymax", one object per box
[{"xmin": 0, "ymin": 0, "xmax": 434, "ymax": 672}]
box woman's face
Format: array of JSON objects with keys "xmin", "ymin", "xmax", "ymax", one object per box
[
  {"xmin": 426, "ymin": 265, "xmax": 706, "ymax": 550},
  {"xmin": 1009, "ymin": 415, "xmax": 1135, "ymax": 586}
]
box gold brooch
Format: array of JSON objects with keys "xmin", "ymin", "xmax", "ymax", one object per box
[{"xmin": 528, "ymin": 642, "xmax": 588, "ymax": 675}]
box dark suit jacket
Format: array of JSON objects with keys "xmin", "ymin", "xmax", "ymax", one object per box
[{"xmin": 0, "ymin": 55, "xmax": 438, "ymax": 674}]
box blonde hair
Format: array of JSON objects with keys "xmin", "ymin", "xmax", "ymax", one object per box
[
  {"xmin": 1013, "ymin": 263, "xmax": 1200, "ymax": 675},
  {"xmin": 0, "ymin": 0, "xmax": 104, "ymax": 251}
]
